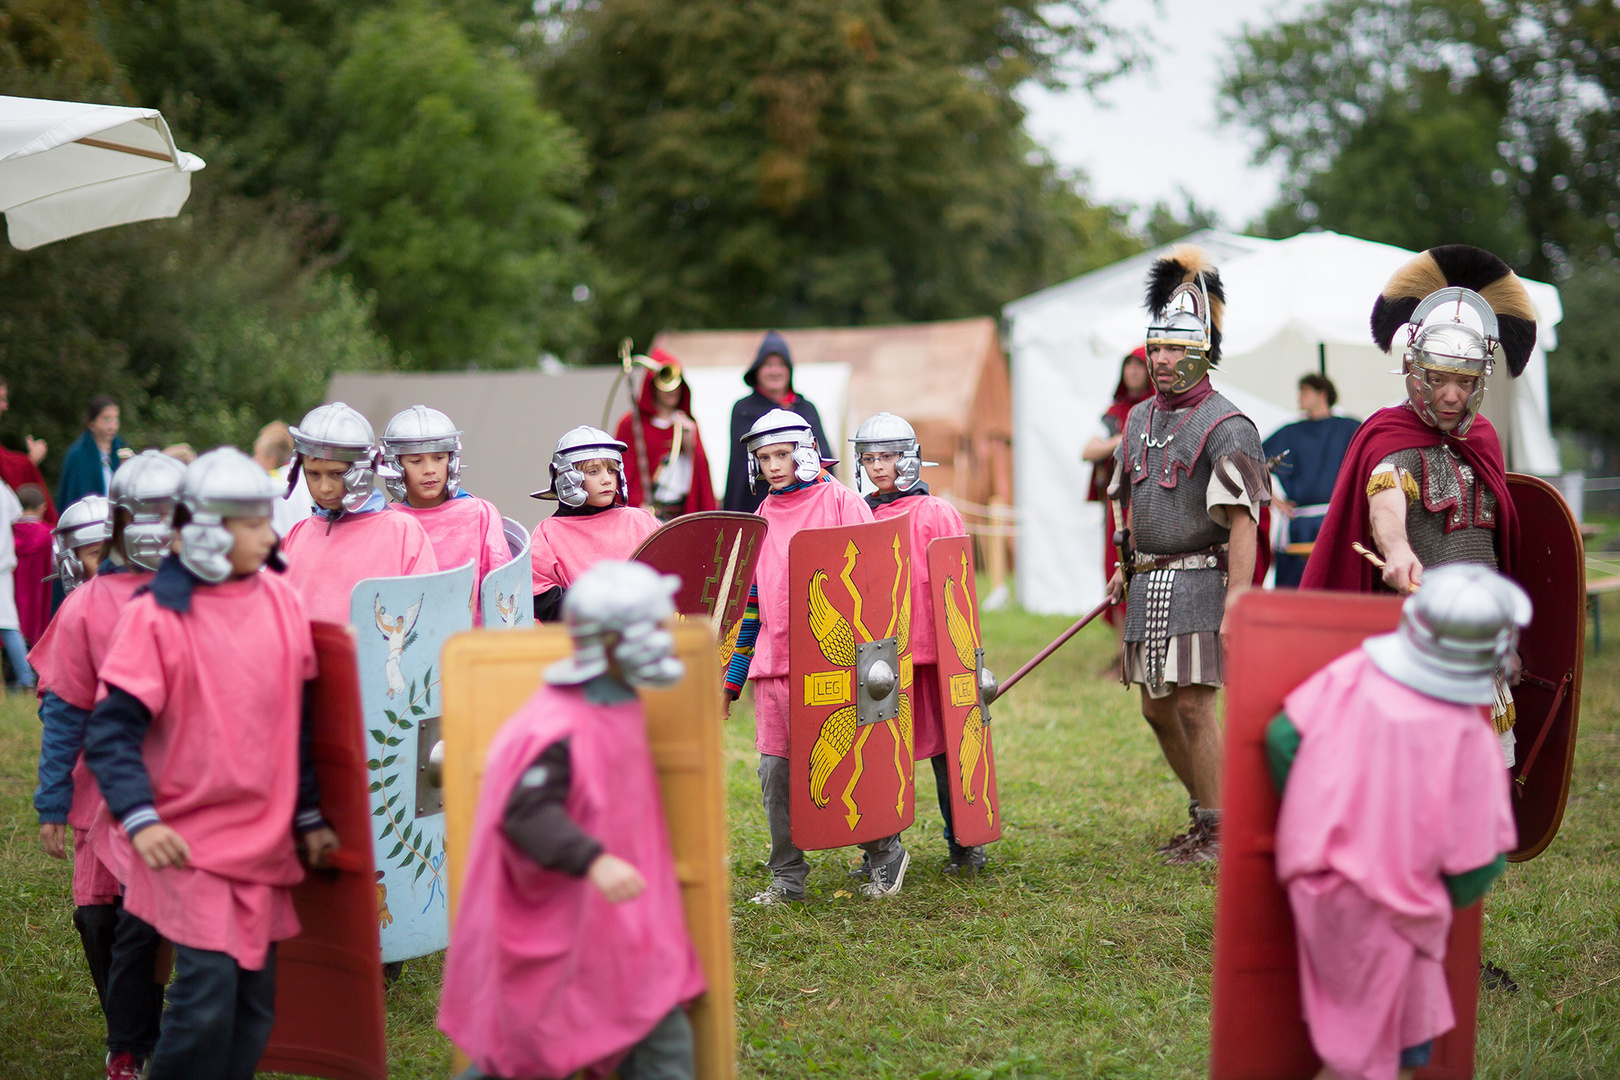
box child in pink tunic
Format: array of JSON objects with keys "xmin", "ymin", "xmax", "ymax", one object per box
[
  {"xmin": 380, "ymin": 405, "xmax": 509, "ymax": 624},
  {"xmin": 852, "ymin": 412, "xmax": 985, "ymax": 875},
  {"xmin": 722, "ymin": 409, "xmax": 908, "ymax": 903},
  {"xmin": 84, "ymin": 448, "xmax": 339, "ymax": 1080},
  {"xmin": 440, "ymin": 560, "xmax": 704, "ymax": 1080},
  {"xmin": 280, "ymin": 427, "xmax": 439, "ymax": 626},
  {"xmin": 528, "ymin": 426, "xmax": 659, "ymax": 622},
  {"xmin": 1267, "ymin": 564, "xmax": 1523, "ymax": 1080}
]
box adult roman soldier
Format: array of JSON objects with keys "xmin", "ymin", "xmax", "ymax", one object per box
[
  {"xmin": 1107, "ymin": 246, "xmax": 1270, "ymax": 865},
  {"xmin": 1301, "ymin": 245, "xmax": 1535, "ymax": 766}
]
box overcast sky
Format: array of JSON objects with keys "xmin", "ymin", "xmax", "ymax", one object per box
[{"xmin": 1019, "ymin": 0, "xmax": 1313, "ymax": 230}]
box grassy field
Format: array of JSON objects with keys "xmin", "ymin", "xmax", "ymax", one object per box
[{"xmin": 2, "ymin": 600, "xmax": 1617, "ymax": 1079}]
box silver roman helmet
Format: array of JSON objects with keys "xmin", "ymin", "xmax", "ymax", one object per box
[
  {"xmin": 289, "ymin": 402, "xmax": 380, "ymax": 513},
  {"xmin": 533, "ymin": 425, "xmax": 628, "ymax": 507},
  {"xmin": 49, "ymin": 495, "xmax": 112, "ymax": 592},
  {"xmin": 742, "ymin": 408, "xmax": 822, "ymax": 489},
  {"xmin": 109, "ymin": 450, "xmax": 188, "ymax": 571},
  {"xmin": 543, "ymin": 560, "xmax": 685, "ymax": 689},
  {"xmin": 379, "ymin": 405, "xmax": 465, "ymax": 502},
  {"xmin": 850, "ymin": 412, "xmax": 936, "ymax": 494},
  {"xmin": 1362, "ymin": 563, "xmax": 1532, "ymax": 705},
  {"xmin": 1143, "ymin": 245, "xmax": 1226, "ymax": 395},
  {"xmin": 176, "ymin": 447, "xmax": 281, "ymax": 583},
  {"xmin": 1370, "ymin": 245, "xmax": 1538, "ymax": 436}
]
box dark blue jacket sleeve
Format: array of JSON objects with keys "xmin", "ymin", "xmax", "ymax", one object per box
[
  {"xmin": 34, "ymin": 692, "xmax": 90, "ymax": 824},
  {"xmin": 295, "ymin": 679, "xmax": 328, "ymax": 834},
  {"xmin": 83, "ymin": 685, "xmax": 160, "ymax": 834},
  {"xmin": 724, "ymin": 398, "xmax": 753, "ymax": 512}
]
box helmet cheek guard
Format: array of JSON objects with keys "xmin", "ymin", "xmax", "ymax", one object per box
[
  {"xmin": 552, "ymin": 458, "xmax": 590, "ymax": 508},
  {"xmin": 792, "ymin": 444, "xmax": 821, "ymax": 483},
  {"xmin": 178, "ymin": 520, "xmax": 236, "ymax": 584},
  {"xmin": 340, "ymin": 458, "xmax": 378, "ymax": 513}
]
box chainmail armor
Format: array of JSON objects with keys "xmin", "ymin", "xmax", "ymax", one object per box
[
  {"xmin": 1380, "ymin": 446, "xmax": 1499, "ymax": 571},
  {"xmin": 1115, "ymin": 393, "xmax": 1267, "ymax": 645}
]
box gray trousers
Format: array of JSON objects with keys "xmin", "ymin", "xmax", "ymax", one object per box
[
  {"xmin": 758, "ymin": 753, "xmax": 904, "ymax": 893},
  {"xmin": 455, "ymin": 1004, "xmax": 694, "ymax": 1080}
]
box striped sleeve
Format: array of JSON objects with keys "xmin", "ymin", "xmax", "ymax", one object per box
[{"xmin": 723, "ymin": 583, "xmax": 761, "ymax": 696}]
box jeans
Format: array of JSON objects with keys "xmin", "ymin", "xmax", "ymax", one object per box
[
  {"xmin": 929, "ymin": 753, "xmax": 974, "ymax": 856},
  {"xmin": 455, "ymin": 1005, "xmax": 696, "ymax": 1080},
  {"xmin": 147, "ymin": 943, "xmax": 278, "ymax": 1080},
  {"xmin": 1, "ymin": 627, "xmax": 34, "ymax": 687},
  {"xmin": 758, "ymin": 753, "xmax": 904, "ymax": 893},
  {"xmin": 104, "ymin": 906, "xmax": 165, "ymax": 1060}
]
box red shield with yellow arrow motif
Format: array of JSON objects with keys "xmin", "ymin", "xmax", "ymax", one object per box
[
  {"xmin": 788, "ymin": 515, "xmax": 915, "ymax": 849},
  {"xmin": 927, "ymin": 536, "xmax": 1001, "ymax": 847}
]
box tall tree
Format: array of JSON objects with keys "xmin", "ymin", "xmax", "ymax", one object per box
[
  {"xmin": 531, "ymin": 0, "xmax": 1139, "ymax": 348},
  {"xmin": 1220, "ymin": 0, "xmax": 1620, "ymax": 279},
  {"xmin": 324, "ymin": 5, "xmax": 593, "ymax": 367}
]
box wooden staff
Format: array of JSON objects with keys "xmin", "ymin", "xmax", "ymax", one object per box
[{"xmin": 991, "ymin": 597, "xmax": 1114, "ymax": 701}]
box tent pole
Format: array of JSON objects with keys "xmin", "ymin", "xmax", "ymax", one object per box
[{"xmin": 1317, "ymin": 342, "xmax": 1326, "ymax": 376}]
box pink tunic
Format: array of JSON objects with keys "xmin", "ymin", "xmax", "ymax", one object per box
[
  {"xmin": 750, "ymin": 480, "xmax": 873, "ymax": 758},
  {"xmin": 30, "ymin": 570, "xmax": 149, "ymax": 901},
  {"xmin": 392, "ymin": 495, "xmax": 510, "ymax": 625},
  {"xmin": 873, "ymin": 493, "xmax": 967, "ymax": 760},
  {"xmin": 529, "ymin": 506, "xmax": 660, "ymax": 594},
  {"xmin": 99, "ymin": 573, "xmax": 319, "ymax": 970},
  {"xmin": 439, "ymin": 684, "xmax": 705, "ymax": 1079},
  {"xmin": 282, "ymin": 509, "xmax": 439, "ymax": 626},
  {"xmin": 1276, "ymin": 649, "xmax": 1517, "ymax": 1080}
]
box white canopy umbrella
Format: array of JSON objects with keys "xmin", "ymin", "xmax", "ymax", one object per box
[{"xmin": 0, "ymin": 95, "xmax": 205, "ymax": 250}]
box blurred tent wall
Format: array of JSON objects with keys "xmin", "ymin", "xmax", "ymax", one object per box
[
  {"xmin": 326, "ymin": 368, "xmax": 619, "ymax": 532},
  {"xmin": 1004, "ymin": 229, "xmax": 1564, "ymax": 616},
  {"xmin": 653, "ymin": 318, "xmax": 1013, "ymax": 523}
]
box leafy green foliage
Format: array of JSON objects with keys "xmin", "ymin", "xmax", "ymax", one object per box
[
  {"xmin": 1220, "ymin": 0, "xmax": 1620, "ymax": 279},
  {"xmin": 324, "ymin": 5, "xmax": 593, "ymax": 368},
  {"xmin": 1547, "ymin": 266, "xmax": 1620, "ymax": 448},
  {"xmin": 531, "ymin": 0, "xmax": 1141, "ymax": 350}
]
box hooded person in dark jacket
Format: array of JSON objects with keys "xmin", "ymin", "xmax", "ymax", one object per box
[{"xmin": 723, "ymin": 331, "xmax": 831, "ymax": 512}]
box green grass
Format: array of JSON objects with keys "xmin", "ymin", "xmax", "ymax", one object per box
[{"xmin": 3, "ymin": 601, "xmax": 1618, "ymax": 1078}]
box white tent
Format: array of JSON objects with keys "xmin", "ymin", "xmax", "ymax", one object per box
[
  {"xmin": 1003, "ymin": 229, "xmax": 1565, "ymax": 615},
  {"xmin": 0, "ymin": 96, "xmax": 205, "ymax": 250}
]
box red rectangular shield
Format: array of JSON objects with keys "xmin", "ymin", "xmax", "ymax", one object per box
[
  {"xmin": 1212, "ymin": 589, "xmax": 1482, "ymax": 1080},
  {"xmin": 788, "ymin": 515, "xmax": 915, "ymax": 849},
  {"xmin": 258, "ymin": 621, "xmax": 387, "ymax": 1080},
  {"xmin": 927, "ymin": 536, "xmax": 1001, "ymax": 846}
]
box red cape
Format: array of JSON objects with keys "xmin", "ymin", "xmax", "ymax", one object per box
[
  {"xmin": 1299, "ymin": 405, "xmax": 1517, "ymax": 591},
  {"xmin": 613, "ymin": 351, "xmax": 717, "ymax": 515}
]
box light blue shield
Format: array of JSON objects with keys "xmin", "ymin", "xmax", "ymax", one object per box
[
  {"xmin": 480, "ymin": 517, "xmax": 533, "ymax": 629},
  {"xmin": 350, "ymin": 561, "xmax": 476, "ymax": 962}
]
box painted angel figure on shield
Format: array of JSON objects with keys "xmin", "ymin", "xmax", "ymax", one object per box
[{"xmin": 375, "ymin": 594, "xmax": 423, "ymax": 699}]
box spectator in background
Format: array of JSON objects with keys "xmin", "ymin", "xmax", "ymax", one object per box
[
  {"xmin": 1263, "ymin": 374, "xmax": 1361, "ymax": 588},
  {"xmin": 0, "ymin": 378, "xmax": 56, "ymax": 524},
  {"xmin": 162, "ymin": 443, "xmax": 197, "ymax": 465},
  {"xmin": 254, "ymin": 420, "xmax": 313, "ymax": 537},
  {"xmin": 13, "ymin": 485, "xmax": 51, "ymax": 645},
  {"xmin": 56, "ymin": 395, "xmax": 128, "ymax": 511},
  {"xmin": 723, "ymin": 331, "xmax": 831, "ymax": 512},
  {"xmin": 1082, "ymin": 347, "xmax": 1152, "ymax": 670},
  {"xmin": 615, "ymin": 349, "xmax": 717, "ymax": 521},
  {"xmin": 0, "ymin": 478, "xmax": 35, "ymax": 689}
]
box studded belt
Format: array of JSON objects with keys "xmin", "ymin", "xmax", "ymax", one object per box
[{"xmin": 1133, "ymin": 546, "xmax": 1228, "ymax": 573}]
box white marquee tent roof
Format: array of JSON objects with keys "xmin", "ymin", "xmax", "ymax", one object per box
[{"xmin": 1003, "ymin": 229, "xmax": 1565, "ymax": 615}]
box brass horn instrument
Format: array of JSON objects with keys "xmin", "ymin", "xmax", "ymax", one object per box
[{"xmin": 603, "ymin": 339, "xmax": 686, "ymax": 509}]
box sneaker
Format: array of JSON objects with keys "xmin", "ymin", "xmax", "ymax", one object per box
[
  {"xmin": 860, "ymin": 849, "xmax": 910, "ymax": 898},
  {"xmin": 748, "ymin": 882, "xmax": 804, "ymax": 905},
  {"xmin": 847, "ymin": 853, "xmax": 872, "ymax": 881},
  {"xmin": 106, "ymin": 1052, "xmax": 142, "ymax": 1080},
  {"xmin": 1155, "ymin": 801, "xmax": 1201, "ymax": 855},
  {"xmin": 1166, "ymin": 810, "xmax": 1220, "ymax": 866},
  {"xmin": 943, "ymin": 846, "xmax": 988, "ymax": 876}
]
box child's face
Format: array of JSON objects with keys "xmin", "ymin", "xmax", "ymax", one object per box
[
  {"xmin": 755, "ymin": 443, "xmax": 798, "ymax": 490},
  {"xmin": 302, "ymin": 457, "xmax": 351, "ymax": 511},
  {"xmin": 860, "ymin": 451, "xmax": 901, "ymax": 493},
  {"xmin": 223, "ymin": 517, "xmax": 276, "ymax": 576},
  {"xmin": 578, "ymin": 459, "xmax": 620, "ymax": 507},
  {"xmin": 401, "ymin": 452, "xmax": 450, "ymax": 507},
  {"xmin": 75, "ymin": 544, "xmax": 101, "ymax": 578}
]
